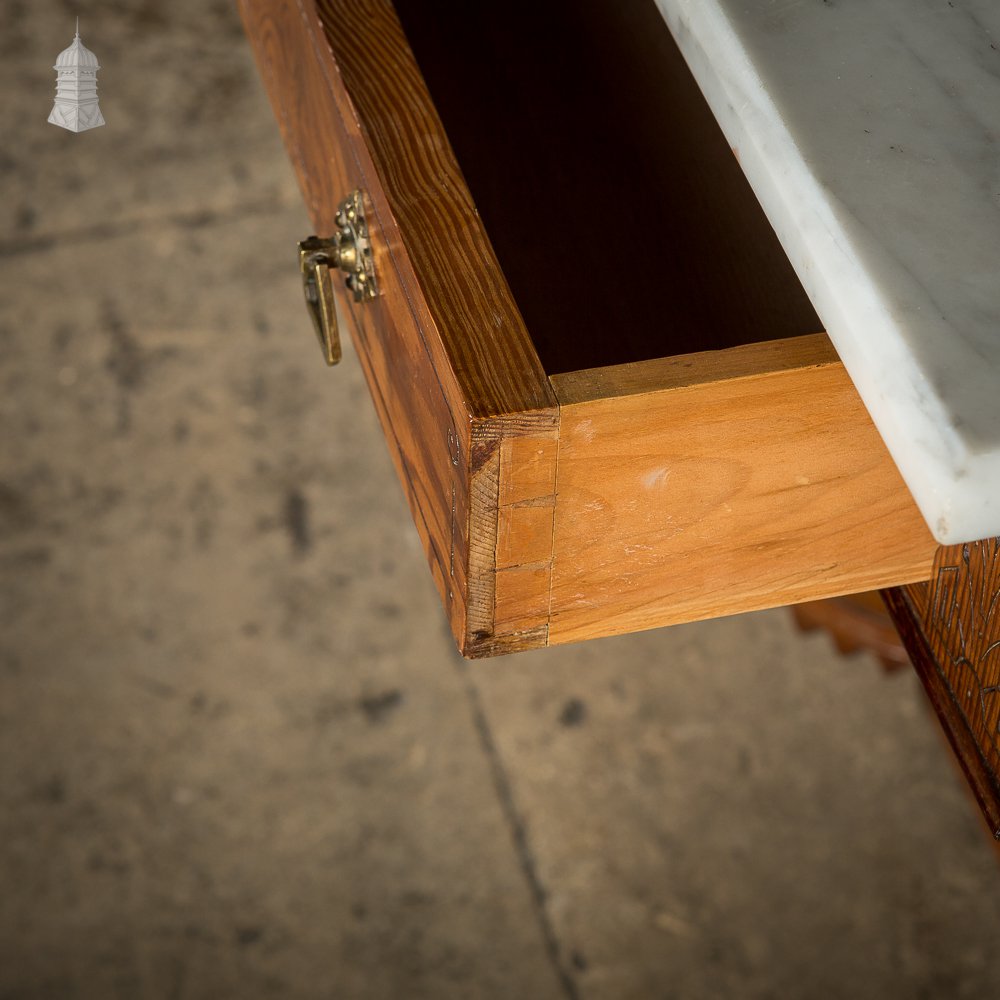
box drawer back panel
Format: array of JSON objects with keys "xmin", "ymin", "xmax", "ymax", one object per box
[{"xmin": 394, "ymin": 0, "xmax": 822, "ymax": 374}]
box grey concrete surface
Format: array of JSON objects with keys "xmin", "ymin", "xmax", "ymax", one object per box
[{"xmin": 2, "ymin": 2, "xmax": 999, "ymax": 998}]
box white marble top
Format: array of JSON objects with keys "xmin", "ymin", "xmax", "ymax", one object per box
[{"xmin": 655, "ymin": 0, "xmax": 1000, "ymax": 544}]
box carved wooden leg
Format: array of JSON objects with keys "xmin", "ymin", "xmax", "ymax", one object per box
[
  {"xmin": 790, "ymin": 592, "xmax": 910, "ymax": 673},
  {"xmin": 883, "ymin": 540, "xmax": 1000, "ymax": 839}
]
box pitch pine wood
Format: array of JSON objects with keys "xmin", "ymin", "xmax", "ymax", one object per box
[
  {"xmin": 548, "ymin": 337, "xmax": 938, "ymax": 645},
  {"xmin": 239, "ymin": 0, "xmax": 558, "ymax": 654},
  {"xmin": 885, "ymin": 543, "xmax": 1000, "ymax": 837},
  {"xmin": 311, "ymin": 0, "xmax": 556, "ymax": 421}
]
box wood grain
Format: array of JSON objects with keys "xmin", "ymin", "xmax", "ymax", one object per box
[
  {"xmin": 493, "ymin": 434, "xmax": 558, "ymax": 641},
  {"xmin": 239, "ymin": 0, "xmax": 556, "ymax": 654},
  {"xmin": 465, "ymin": 424, "xmax": 558, "ymax": 656},
  {"xmin": 885, "ymin": 544, "xmax": 1000, "ymax": 837},
  {"xmin": 554, "ymin": 333, "xmax": 841, "ymax": 404},
  {"xmin": 312, "ymin": 0, "xmax": 556, "ymax": 421},
  {"xmin": 548, "ymin": 339, "xmax": 938, "ymax": 645}
]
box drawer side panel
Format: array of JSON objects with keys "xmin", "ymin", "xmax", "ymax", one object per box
[
  {"xmin": 312, "ymin": 0, "xmax": 557, "ymax": 422},
  {"xmin": 240, "ymin": 0, "xmax": 471, "ymax": 644},
  {"xmin": 549, "ymin": 349, "xmax": 937, "ymax": 645}
]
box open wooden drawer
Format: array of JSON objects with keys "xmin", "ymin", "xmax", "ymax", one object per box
[{"xmin": 239, "ymin": 0, "xmax": 937, "ymax": 658}]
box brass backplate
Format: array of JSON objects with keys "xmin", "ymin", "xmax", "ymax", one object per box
[{"xmin": 298, "ymin": 190, "xmax": 378, "ymax": 366}]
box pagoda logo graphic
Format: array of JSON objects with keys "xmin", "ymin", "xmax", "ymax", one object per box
[{"xmin": 48, "ymin": 19, "xmax": 105, "ymax": 133}]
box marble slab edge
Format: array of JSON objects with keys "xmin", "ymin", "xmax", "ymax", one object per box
[{"xmin": 654, "ymin": 0, "xmax": 1000, "ymax": 545}]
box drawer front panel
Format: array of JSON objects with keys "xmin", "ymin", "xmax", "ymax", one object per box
[
  {"xmin": 240, "ymin": 0, "xmax": 472, "ymax": 642},
  {"xmin": 240, "ymin": 0, "xmax": 559, "ymax": 654}
]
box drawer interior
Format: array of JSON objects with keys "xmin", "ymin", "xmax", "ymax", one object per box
[{"xmin": 393, "ymin": 0, "xmax": 821, "ymax": 375}]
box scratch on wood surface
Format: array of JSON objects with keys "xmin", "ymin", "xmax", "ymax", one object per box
[{"xmin": 642, "ymin": 467, "xmax": 671, "ymax": 490}]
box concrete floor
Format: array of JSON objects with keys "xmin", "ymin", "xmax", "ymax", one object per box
[{"xmin": 2, "ymin": 2, "xmax": 1000, "ymax": 998}]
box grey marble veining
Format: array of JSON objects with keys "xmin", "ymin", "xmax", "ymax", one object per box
[{"xmin": 656, "ymin": 0, "xmax": 1000, "ymax": 543}]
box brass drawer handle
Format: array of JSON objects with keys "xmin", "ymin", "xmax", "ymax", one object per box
[{"xmin": 298, "ymin": 190, "xmax": 378, "ymax": 365}]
